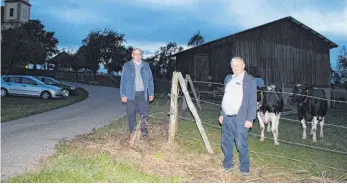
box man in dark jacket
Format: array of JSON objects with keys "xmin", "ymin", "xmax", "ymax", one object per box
[
  {"xmin": 120, "ymin": 48, "xmax": 154, "ymax": 136},
  {"xmin": 218, "ymin": 57, "xmax": 257, "ymax": 177}
]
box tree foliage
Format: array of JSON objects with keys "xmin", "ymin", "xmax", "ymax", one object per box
[
  {"xmin": 80, "ymin": 28, "xmax": 128, "ymax": 76},
  {"xmin": 1, "ymin": 20, "xmax": 58, "ymax": 73},
  {"xmin": 146, "ymin": 42, "xmax": 183, "ymax": 79},
  {"xmin": 337, "ymin": 46, "xmax": 347, "ymax": 81},
  {"xmin": 187, "ymin": 30, "xmax": 205, "ymax": 47}
]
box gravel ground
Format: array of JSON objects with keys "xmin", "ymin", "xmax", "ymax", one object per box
[{"xmin": 1, "ymin": 82, "xmax": 127, "ymax": 181}]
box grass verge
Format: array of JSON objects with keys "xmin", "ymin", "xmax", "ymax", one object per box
[
  {"xmin": 7, "ymin": 96, "xmax": 347, "ymax": 183},
  {"xmin": 1, "ymin": 88, "xmax": 89, "ymax": 123}
]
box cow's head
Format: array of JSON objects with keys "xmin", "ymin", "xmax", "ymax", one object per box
[
  {"xmin": 257, "ymin": 86, "xmax": 266, "ymax": 109},
  {"xmin": 290, "ymin": 84, "xmax": 305, "ymax": 103}
]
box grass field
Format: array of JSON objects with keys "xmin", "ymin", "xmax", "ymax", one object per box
[
  {"xmin": 1, "ymin": 88, "xmax": 89, "ymax": 123},
  {"xmin": 7, "ymin": 96, "xmax": 347, "ymax": 183}
]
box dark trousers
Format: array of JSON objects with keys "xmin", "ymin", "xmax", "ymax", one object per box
[
  {"xmin": 221, "ymin": 116, "xmax": 250, "ymax": 173},
  {"xmin": 126, "ymin": 91, "xmax": 149, "ymax": 135}
]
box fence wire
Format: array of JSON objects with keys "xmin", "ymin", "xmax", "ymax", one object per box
[
  {"xmin": 183, "ymin": 96, "xmax": 347, "ymax": 130},
  {"xmin": 146, "ymin": 103, "xmax": 347, "ymax": 174},
  {"xmin": 161, "ymin": 78, "xmax": 347, "ymax": 103},
  {"xmin": 178, "ymin": 115, "xmax": 347, "ymax": 155},
  {"xmin": 177, "ymin": 134, "xmax": 347, "ymax": 173}
]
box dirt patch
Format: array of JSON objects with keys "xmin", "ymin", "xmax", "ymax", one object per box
[{"xmin": 55, "ymin": 120, "xmax": 332, "ymax": 183}]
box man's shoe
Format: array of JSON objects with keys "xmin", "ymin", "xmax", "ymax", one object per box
[
  {"xmin": 223, "ymin": 167, "xmax": 235, "ymax": 173},
  {"xmin": 240, "ymin": 172, "xmax": 250, "ymax": 177}
]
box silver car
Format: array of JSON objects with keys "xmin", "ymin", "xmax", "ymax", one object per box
[{"xmin": 1, "ymin": 75, "xmax": 63, "ymax": 99}]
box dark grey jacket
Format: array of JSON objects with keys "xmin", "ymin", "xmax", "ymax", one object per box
[{"xmin": 220, "ymin": 71, "xmax": 257, "ymax": 124}]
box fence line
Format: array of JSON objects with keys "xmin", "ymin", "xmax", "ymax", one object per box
[
  {"xmin": 159, "ymin": 78, "xmax": 347, "ymax": 104},
  {"xmin": 280, "ymin": 117, "xmax": 347, "ymax": 130},
  {"xmin": 147, "ymin": 103, "xmax": 347, "ymax": 174},
  {"xmin": 178, "ymin": 116, "xmax": 347, "ymax": 155},
  {"xmin": 177, "ymin": 134, "xmax": 347, "ymax": 173},
  {"xmin": 184, "ymin": 97, "xmax": 347, "ymax": 130}
]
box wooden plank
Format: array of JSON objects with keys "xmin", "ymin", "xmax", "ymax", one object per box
[
  {"xmin": 129, "ymin": 120, "xmax": 141, "ymax": 148},
  {"xmin": 168, "ymin": 72, "xmax": 179, "ymax": 144},
  {"xmin": 177, "ymin": 72, "xmax": 214, "ymax": 154},
  {"xmin": 180, "ymin": 75, "xmax": 188, "ymax": 117},
  {"xmin": 186, "ymin": 74, "xmax": 202, "ymax": 110}
]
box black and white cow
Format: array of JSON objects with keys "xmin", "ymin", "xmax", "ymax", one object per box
[
  {"xmin": 291, "ymin": 84, "xmax": 328, "ymax": 143},
  {"xmin": 257, "ymin": 85, "xmax": 284, "ymax": 145}
]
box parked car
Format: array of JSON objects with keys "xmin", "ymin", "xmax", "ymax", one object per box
[
  {"xmin": 34, "ymin": 76, "xmax": 78, "ymax": 97},
  {"xmin": 1, "ymin": 75, "xmax": 63, "ymax": 99}
]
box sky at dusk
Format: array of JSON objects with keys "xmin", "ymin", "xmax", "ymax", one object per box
[{"xmin": 3, "ymin": 0, "xmax": 347, "ymax": 72}]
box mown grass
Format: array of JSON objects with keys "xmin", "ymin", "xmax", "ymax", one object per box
[
  {"xmin": 1, "ymin": 88, "xmax": 89, "ymax": 123},
  {"xmin": 7, "ymin": 96, "xmax": 347, "ymax": 182},
  {"xmin": 10, "ymin": 146, "xmax": 180, "ymax": 183}
]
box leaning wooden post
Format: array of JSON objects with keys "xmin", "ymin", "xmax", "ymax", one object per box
[
  {"xmin": 178, "ymin": 72, "xmax": 214, "ymax": 154},
  {"xmin": 180, "ymin": 75, "xmax": 188, "ymax": 117},
  {"xmin": 168, "ymin": 72, "xmax": 179, "ymax": 144},
  {"xmin": 186, "ymin": 74, "xmax": 202, "ymax": 110}
]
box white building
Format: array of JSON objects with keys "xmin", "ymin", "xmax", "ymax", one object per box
[{"xmin": 1, "ymin": 0, "xmax": 31, "ymax": 30}]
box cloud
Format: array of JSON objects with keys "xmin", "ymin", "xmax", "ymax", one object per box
[
  {"xmin": 223, "ymin": 0, "xmax": 347, "ymax": 37},
  {"xmin": 47, "ymin": 7, "xmax": 110, "ymax": 25},
  {"xmin": 101, "ymin": 0, "xmax": 195, "ymax": 9}
]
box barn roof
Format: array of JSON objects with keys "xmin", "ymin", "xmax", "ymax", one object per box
[
  {"xmin": 1, "ymin": 6, "xmax": 4, "ymax": 23},
  {"xmin": 174, "ymin": 16, "xmax": 338, "ymax": 56}
]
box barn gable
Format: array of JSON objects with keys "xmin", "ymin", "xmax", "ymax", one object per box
[{"xmin": 175, "ymin": 16, "xmax": 337, "ymax": 88}]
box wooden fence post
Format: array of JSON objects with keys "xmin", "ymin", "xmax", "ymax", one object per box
[
  {"xmin": 178, "ymin": 72, "xmax": 214, "ymax": 154},
  {"xmin": 168, "ymin": 72, "xmax": 179, "ymax": 144},
  {"xmin": 180, "ymin": 75, "xmax": 188, "ymax": 117},
  {"xmin": 186, "ymin": 74, "xmax": 202, "ymax": 110}
]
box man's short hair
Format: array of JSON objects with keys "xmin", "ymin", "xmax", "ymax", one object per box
[
  {"xmin": 230, "ymin": 57, "xmax": 245, "ymax": 65},
  {"xmin": 132, "ymin": 48, "xmax": 142, "ymax": 54}
]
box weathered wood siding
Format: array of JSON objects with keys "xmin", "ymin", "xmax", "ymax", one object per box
[{"xmin": 176, "ymin": 19, "xmax": 331, "ymax": 87}]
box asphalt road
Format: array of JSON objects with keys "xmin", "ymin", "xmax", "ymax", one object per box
[{"xmin": 1, "ymin": 82, "xmax": 126, "ymax": 181}]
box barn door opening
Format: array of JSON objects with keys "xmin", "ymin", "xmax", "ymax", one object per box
[{"xmin": 193, "ymin": 53, "xmax": 209, "ymax": 82}]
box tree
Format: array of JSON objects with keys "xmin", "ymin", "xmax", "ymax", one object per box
[
  {"xmin": 108, "ymin": 46, "xmax": 133, "ymax": 73},
  {"xmin": 58, "ymin": 48, "xmax": 86, "ymax": 78},
  {"xmin": 337, "ymin": 46, "xmax": 347, "ymax": 81},
  {"xmin": 1, "ymin": 20, "xmax": 58, "ymax": 73},
  {"xmin": 81, "ymin": 28, "xmax": 127, "ymax": 79},
  {"xmin": 187, "ymin": 30, "xmax": 205, "ymax": 47},
  {"xmin": 146, "ymin": 42, "xmax": 183, "ymax": 79}
]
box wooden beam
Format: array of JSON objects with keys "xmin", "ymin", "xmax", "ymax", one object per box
[
  {"xmin": 186, "ymin": 74, "xmax": 202, "ymax": 110},
  {"xmin": 178, "ymin": 72, "xmax": 214, "ymax": 154},
  {"xmin": 180, "ymin": 75, "xmax": 188, "ymax": 117}
]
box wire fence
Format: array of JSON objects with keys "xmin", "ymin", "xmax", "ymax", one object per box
[
  {"xmin": 177, "ymin": 134, "xmax": 347, "ymax": 173},
  {"xmin": 145, "ymin": 111, "xmax": 347, "ymax": 173},
  {"xmin": 160, "ymin": 78, "xmax": 347, "ymax": 103},
  {"xmin": 151, "ymin": 76, "xmax": 347, "ymax": 174},
  {"xmin": 189, "ymin": 79, "xmax": 347, "ymax": 104},
  {"xmin": 178, "ymin": 115, "xmax": 347, "ymax": 155},
  {"xmin": 184, "ymin": 97, "xmax": 347, "ymax": 130}
]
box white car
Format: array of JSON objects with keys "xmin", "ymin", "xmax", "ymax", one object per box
[{"xmin": 1, "ymin": 75, "xmax": 63, "ymax": 99}]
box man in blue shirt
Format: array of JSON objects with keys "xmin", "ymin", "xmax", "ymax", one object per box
[{"xmin": 120, "ymin": 48, "xmax": 155, "ymax": 137}]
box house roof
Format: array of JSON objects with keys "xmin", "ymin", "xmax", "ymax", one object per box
[
  {"xmin": 174, "ymin": 16, "xmax": 338, "ymax": 56},
  {"xmin": 48, "ymin": 51, "xmax": 70, "ymax": 64},
  {"xmin": 4, "ymin": 0, "xmax": 31, "ymax": 6}
]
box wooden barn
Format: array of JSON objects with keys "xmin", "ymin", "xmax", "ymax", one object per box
[{"xmin": 174, "ymin": 16, "xmax": 338, "ymax": 89}]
